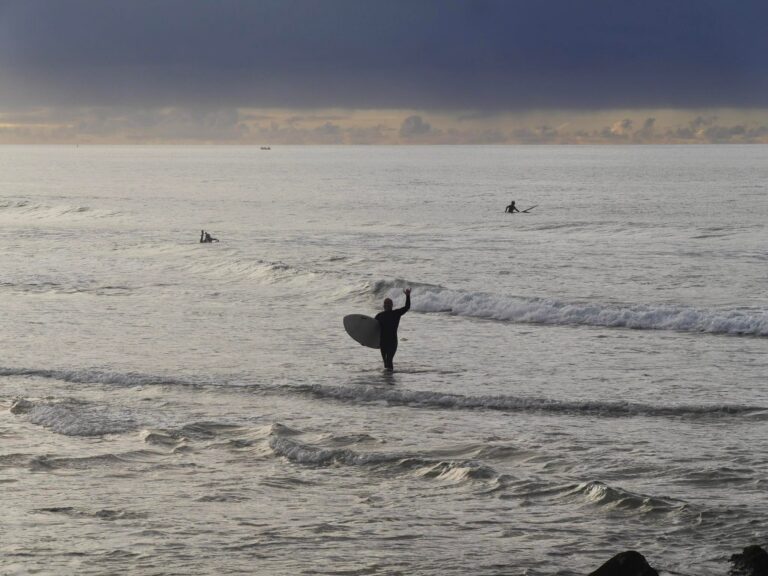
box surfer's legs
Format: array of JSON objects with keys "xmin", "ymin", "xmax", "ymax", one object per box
[
  {"xmin": 380, "ymin": 348, "xmax": 392, "ymax": 370},
  {"xmin": 380, "ymin": 342, "xmax": 397, "ymax": 371}
]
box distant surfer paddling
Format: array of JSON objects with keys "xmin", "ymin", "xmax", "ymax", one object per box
[
  {"xmin": 504, "ymin": 201, "xmax": 520, "ymax": 213},
  {"xmin": 200, "ymin": 230, "xmax": 219, "ymax": 243},
  {"xmin": 375, "ymin": 288, "xmax": 411, "ymax": 372},
  {"xmin": 505, "ymin": 202, "xmax": 538, "ymax": 214}
]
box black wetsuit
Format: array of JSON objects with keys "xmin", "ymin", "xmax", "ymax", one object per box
[{"xmin": 375, "ymin": 293, "xmax": 410, "ymax": 370}]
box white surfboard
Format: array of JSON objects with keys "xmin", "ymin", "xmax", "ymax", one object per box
[{"xmin": 343, "ymin": 314, "xmax": 381, "ymax": 349}]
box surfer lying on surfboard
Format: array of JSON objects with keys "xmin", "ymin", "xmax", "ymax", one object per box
[{"xmin": 375, "ymin": 288, "xmax": 411, "ymax": 372}]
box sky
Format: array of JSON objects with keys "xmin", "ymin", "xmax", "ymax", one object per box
[{"xmin": 1, "ymin": 0, "xmax": 767, "ymax": 144}]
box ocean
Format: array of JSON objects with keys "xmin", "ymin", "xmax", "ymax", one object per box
[{"xmin": 1, "ymin": 144, "xmax": 766, "ymax": 575}]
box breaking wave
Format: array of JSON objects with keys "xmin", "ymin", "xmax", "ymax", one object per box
[
  {"xmin": 563, "ymin": 480, "xmax": 688, "ymax": 515},
  {"xmin": 296, "ymin": 383, "xmax": 766, "ymax": 419},
  {"xmin": 0, "ymin": 199, "xmax": 118, "ymax": 221},
  {"xmin": 267, "ymin": 430, "xmax": 500, "ymax": 485},
  {"xmin": 10, "ymin": 397, "xmax": 139, "ymax": 436},
  {"xmin": 374, "ymin": 280, "xmax": 768, "ymax": 336}
]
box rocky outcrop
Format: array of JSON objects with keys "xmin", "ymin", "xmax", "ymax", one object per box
[
  {"xmin": 588, "ymin": 551, "xmax": 659, "ymax": 576},
  {"xmin": 9, "ymin": 398, "xmax": 34, "ymax": 414},
  {"xmin": 730, "ymin": 546, "xmax": 768, "ymax": 576},
  {"xmin": 587, "ymin": 546, "xmax": 768, "ymax": 576}
]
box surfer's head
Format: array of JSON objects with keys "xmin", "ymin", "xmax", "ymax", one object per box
[{"xmin": 383, "ymin": 298, "xmax": 393, "ymax": 311}]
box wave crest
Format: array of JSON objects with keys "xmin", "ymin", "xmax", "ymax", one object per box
[
  {"xmin": 268, "ymin": 433, "xmax": 501, "ymax": 486},
  {"xmin": 565, "ymin": 480, "xmax": 687, "ymax": 515},
  {"xmin": 298, "ymin": 383, "xmax": 764, "ymax": 419},
  {"xmin": 373, "ymin": 280, "xmax": 768, "ymax": 336},
  {"xmin": 0, "ymin": 199, "xmax": 118, "ymax": 221},
  {"xmin": 10, "ymin": 397, "xmax": 138, "ymax": 436}
]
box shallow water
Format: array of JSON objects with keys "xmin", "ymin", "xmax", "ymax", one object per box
[{"xmin": 1, "ymin": 145, "xmax": 767, "ymax": 575}]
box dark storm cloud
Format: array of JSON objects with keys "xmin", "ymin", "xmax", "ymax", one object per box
[
  {"xmin": 399, "ymin": 115, "xmax": 432, "ymax": 138},
  {"xmin": 0, "ymin": 0, "xmax": 766, "ymax": 110},
  {"xmin": 634, "ymin": 117, "xmax": 656, "ymax": 142}
]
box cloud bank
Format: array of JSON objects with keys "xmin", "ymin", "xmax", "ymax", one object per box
[
  {"xmin": 2, "ymin": 107, "xmax": 767, "ymax": 144},
  {"xmin": 1, "ymin": 1, "xmax": 766, "ymax": 143},
  {"xmin": 0, "ymin": 0, "xmax": 766, "ymax": 112}
]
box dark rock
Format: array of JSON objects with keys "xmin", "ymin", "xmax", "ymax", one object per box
[
  {"xmin": 588, "ymin": 550, "xmax": 659, "ymax": 576},
  {"xmin": 730, "ymin": 546, "xmax": 768, "ymax": 576},
  {"xmin": 9, "ymin": 398, "xmax": 34, "ymax": 414}
]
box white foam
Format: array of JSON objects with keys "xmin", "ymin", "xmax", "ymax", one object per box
[{"xmin": 375, "ymin": 280, "xmax": 768, "ymax": 336}]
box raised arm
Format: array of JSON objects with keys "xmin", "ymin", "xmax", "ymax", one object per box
[{"xmin": 397, "ymin": 288, "xmax": 411, "ymax": 315}]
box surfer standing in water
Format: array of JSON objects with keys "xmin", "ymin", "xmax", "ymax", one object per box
[{"xmin": 375, "ymin": 288, "xmax": 411, "ymax": 372}]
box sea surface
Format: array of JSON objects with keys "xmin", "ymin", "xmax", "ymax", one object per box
[{"xmin": 1, "ymin": 145, "xmax": 766, "ymax": 575}]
